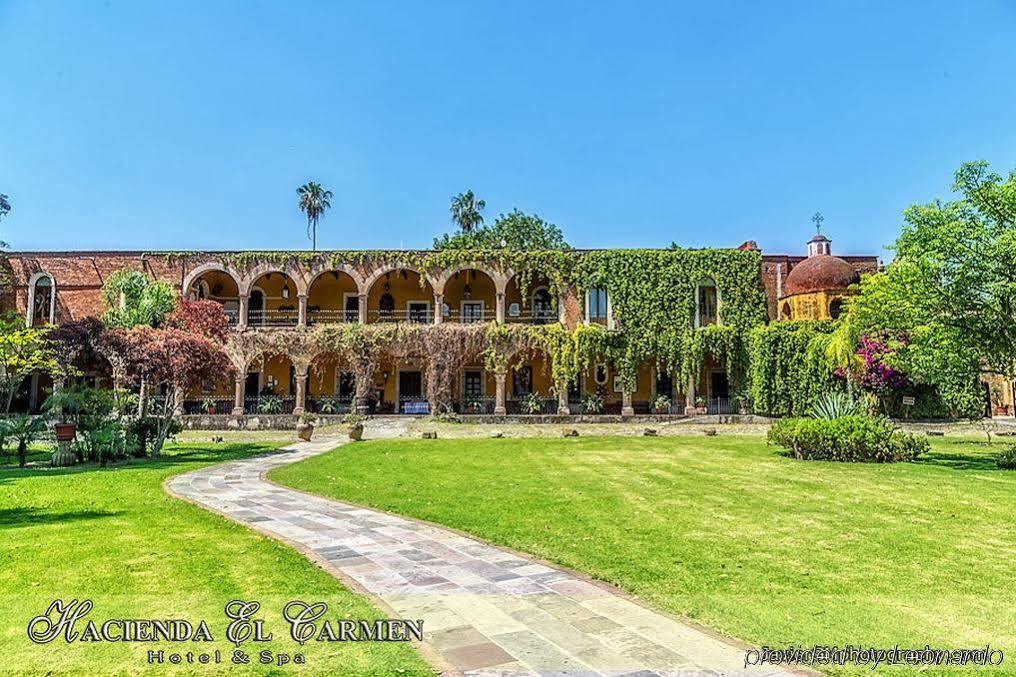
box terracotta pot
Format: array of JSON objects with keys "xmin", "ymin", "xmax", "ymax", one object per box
[
  {"xmin": 295, "ymin": 422, "xmax": 314, "ymax": 442},
  {"xmin": 54, "ymin": 423, "xmax": 77, "ymax": 442}
]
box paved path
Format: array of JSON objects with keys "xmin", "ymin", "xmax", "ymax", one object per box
[{"xmin": 168, "ymin": 423, "xmax": 792, "ymax": 676}]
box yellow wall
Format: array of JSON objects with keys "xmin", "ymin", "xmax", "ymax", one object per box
[
  {"xmin": 191, "ymin": 270, "xmax": 239, "ymax": 300},
  {"xmin": 781, "ymin": 291, "xmax": 851, "ymax": 321},
  {"xmin": 307, "ymin": 273, "xmax": 358, "ymax": 311},
  {"xmin": 443, "ymin": 269, "xmax": 496, "ymax": 320},
  {"xmin": 367, "ymin": 270, "xmax": 433, "ymax": 318},
  {"xmin": 250, "ymin": 273, "xmax": 298, "ymax": 313}
]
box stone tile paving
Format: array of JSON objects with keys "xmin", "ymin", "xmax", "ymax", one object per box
[{"xmin": 167, "ymin": 422, "xmax": 795, "ymax": 676}]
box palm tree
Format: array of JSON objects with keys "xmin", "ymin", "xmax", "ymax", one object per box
[
  {"xmin": 1, "ymin": 413, "xmax": 48, "ymax": 468},
  {"xmin": 297, "ymin": 182, "xmax": 332, "ymax": 251},
  {"xmin": 449, "ymin": 190, "xmax": 485, "ymax": 233}
]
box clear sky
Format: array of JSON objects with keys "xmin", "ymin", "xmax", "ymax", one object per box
[{"xmin": 2, "ymin": 1, "xmax": 1014, "ymax": 257}]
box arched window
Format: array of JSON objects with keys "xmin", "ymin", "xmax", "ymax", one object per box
[
  {"xmin": 781, "ymin": 301, "xmax": 792, "ymax": 320},
  {"xmin": 696, "ymin": 278, "xmax": 718, "ymax": 327},
  {"xmin": 28, "ymin": 273, "xmax": 55, "ymax": 326},
  {"xmin": 531, "ymin": 287, "xmax": 554, "ymax": 324},
  {"xmin": 829, "ymin": 298, "xmax": 844, "ymax": 319}
]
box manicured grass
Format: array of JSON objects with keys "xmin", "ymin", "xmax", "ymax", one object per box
[
  {"xmin": 272, "ymin": 435, "xmax": 1016, "ymax": 674},
  {"xmin": 1, "ymin": 443, "xmax": 431, "ymax": 675}
]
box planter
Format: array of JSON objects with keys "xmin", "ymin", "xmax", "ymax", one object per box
[
  {"xmin": 206, "ymin": 407, "xmax": 217, "ymax": 415},
  {"xmin": 54, "ymin": 423, "xmax": 77, "ymax": 442},
  {"xmin": 346, "ymin": 423, "xmax": 364, "ymax": 441},
  {"xmin": 295, "ymin": 422, "xmax": 314, "ymax": 442}
]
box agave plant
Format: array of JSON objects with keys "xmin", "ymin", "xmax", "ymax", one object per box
[{"xmin": 809, "ymin": 391, "xmax": 865, "ymax": 420}]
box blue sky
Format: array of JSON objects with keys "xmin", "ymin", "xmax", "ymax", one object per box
[{"xmin": 2, "ymin": 1, "xmax": 1014, "ymax": 257}]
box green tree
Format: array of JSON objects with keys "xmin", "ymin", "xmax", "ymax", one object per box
[
  {"xmin": 853, "ymin": 160, "xmax": 1011, "ymax": 417},
  {"xmin": 449, "ymin": 190, "xmax": 485, "ymax": 234},
  {"xmin": 297, "ymin": 181, "xmax": 332, "ymax": 251},
  {"xmin": 101, "ymin": 269, "xmax": 176, "ymax": 329},
  {"xmin": 434, "ymin": 209, "xmax": 569, "ymax": 250},
  {"xmin": 0, "ymin": 312, "xmax": 61, "ymax": 413}
]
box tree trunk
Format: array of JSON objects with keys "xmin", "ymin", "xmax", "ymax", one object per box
[{"xmin": 17, "ymin": 440, "xmax": 27, "ymax": 468}]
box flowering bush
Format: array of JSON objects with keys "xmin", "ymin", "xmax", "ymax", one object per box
[{"xmin": 858, "ymin": 333, "xmax": 910, "ymax": 393}]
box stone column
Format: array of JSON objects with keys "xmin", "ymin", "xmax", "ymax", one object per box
[
  {"xmin": 496, "ymin": 292, "xmax": 506, "ymax": 324},
  {"xmin": 621, "ymin": 390, "xmax": 634, "ymax": 417},
  {"xmin": 558, "ymin": 293, "xmax": 568, "ymax": 325},
  {"xmin": 494, "ymin": 372, "xmax": 507, "ymax": 416},
  {"xmin": 433, "ymin": 293, "xmax": 444, "ymax": 324},
  {"xmin": 293, "ymin": 368, "xmax": 308, "ymax": 416},
  {"xmin": 232, "ymin": 373, "xmax": 245, "ymax": 416},
  {"xmin": 297, "ymin": 294, "xmax": 308, "ymax": 328},
  {"xmin": 357, "ymin": 294, "xmax": 368, "ymax": 324},
  {"xmin": 237, "ymin": 294, "xmax": 249, "ymax": 330},
  {"xmin": 684, "ymin": 374, "xmax": 698, "ymax": 416},
  {"xmin": 557, "ymin": 382, "xmax": 571, "ymax": 415}
]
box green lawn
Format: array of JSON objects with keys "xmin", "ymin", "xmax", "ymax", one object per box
[
  {"xmin": 272, "ymin": 435, "xmax": 1016, "ymax": 674},
  {"xmin": 0, "ymin": 443, "xmax": 432, "ymax": 675}
]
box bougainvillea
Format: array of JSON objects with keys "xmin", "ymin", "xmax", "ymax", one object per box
[{"xmin": 857, "ymin": 333, "xmax": 911, "ymax": 393}]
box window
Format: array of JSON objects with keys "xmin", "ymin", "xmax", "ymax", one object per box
[
  {"xmin": 829, "ymin": 298, "xmax": 844, "ymax": 319},
  {"xmin": 532, "ymin": 288, "xmax": 554, "ymax": 324},
  {"xmin": 513, "ymin": 366, "xmax": 533, "ymax": 397},
  {"xmin": 463, "ymin": 371, "xmax": 483, "ymax": 399},
  {"xmin": 587, "ymin": 288, "xmax": 610, "ymax": 325},
  {"xmin": 696, "ymin": 279, "xmax": 718, "ymax": 327},
  {"xmin": 29, "ymin": 273, "xmax": 55, "ymax": 326},
  {"xmin": 461, "ymin": 301, "xmax": 485, "ymax": 324},
  {"xmin": 594, "ymin": 363, "xmax": 609, "ymax": 386},
  {"xmin": 407, "ymin": 301, "xmax": 430, "ymax": 324},
  {"xmin": 344, "ymin": 294, "xmax": 359, "ymax": 323},
  {"xmin": 781, "ymin": 301, "xmax": 792, "ymax": 320}
]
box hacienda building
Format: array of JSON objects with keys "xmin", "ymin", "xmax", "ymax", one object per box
[{"xmin": 1, "ymin": 233, "xmax": 878, "ymax": 419}]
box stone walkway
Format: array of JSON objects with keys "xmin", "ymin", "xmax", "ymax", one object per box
[{"xmin": 168, "ymin": 423, "xmax": 793, "ymax": 676}]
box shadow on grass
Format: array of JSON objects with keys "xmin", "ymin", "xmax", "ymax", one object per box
[
  {"xmin": 0, "ymin": 443, "xmax": 281, "ymax": 482},
  {"xmin": 0, "ymin": 506, "xmax": 121, "ymax": 528},
  {"xmin": 917, "ymin": 450, "xmax": 1003, "ymax": 472}
]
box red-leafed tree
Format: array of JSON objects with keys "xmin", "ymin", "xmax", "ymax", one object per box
[
  {"xmin": 166, "ymin": 299, "xmax": 231, "ymax": 341},
  {"xmin": 116, "ymin": 325, "xmax": 233, "ymax": 456}
]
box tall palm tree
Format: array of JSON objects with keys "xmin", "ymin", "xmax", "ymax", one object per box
[
  {"xmin": 449, "ymin": 190, "xmax": 485, "ymax": 233},
  {"xmin": 297, "ymin": 182, "xmax": 332, "ymax": 251}
]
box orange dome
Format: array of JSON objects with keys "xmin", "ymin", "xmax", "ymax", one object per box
[{"xmin": 783, "ymin": 255, "xmax": 860, "ymax": 297}]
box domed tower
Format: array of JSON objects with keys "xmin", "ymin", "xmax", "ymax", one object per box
[{"xmin": 779, "ymin": 218, "xmax": 860, "ymax": 321}]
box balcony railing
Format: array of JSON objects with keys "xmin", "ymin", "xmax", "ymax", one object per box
[
  {"xmin": 368, "ymin": 309, "xmax": 433, "ymax": 324},
  {"xmin": 506, "ymin": 396, "xmax": 558, "ymax": 415},
  {"xmin": 307, "ymin": 395, "xmax": 353, "ymax": 414},
  {"xmin": 506, "ymin": 311, "xmax": 558, "ymax": 325},
  {"xmin": 445, "ymin": 308, "xmax": 495, "ymax": 324},
  {"xmin": 459, "ymin": 396, "xmax": 496, "ymax": 414},
  {"xmin": 246, "ymin": 309, "xmax": 298, "ymax": 327},
  {"xmin": 183, "ymin": 396, "xmax": 235, "ymax": 415},
  {"xmin": 307, "ymin": 309, "xmax": 359, "ymax": 325}
]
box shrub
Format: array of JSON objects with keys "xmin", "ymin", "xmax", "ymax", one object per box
[
  {"xmin": 522, "ymin": 392, "xmax": 544, "ymax": 415},
  {"xmin": 768, "ymin": 415, "xmax": 929, "ymax": 463},
  {"xmin": 997, "ymin": 445, "xmax": 1016, "ymax": 470},
  {"xmin": 581, "ymin": 392, "xmax": 603, "ymax": 414},
  {"xmin": 652, "ymin": 394, "xmax": 671, "ymax": 413}
]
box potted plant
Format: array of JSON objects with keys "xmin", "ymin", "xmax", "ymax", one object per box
[
  {"xmin": 652, "ymin": 394, "xmax": 671, "ymax": 414},
  {"xmin": 342, "ymin": 413, "xmax": 364, "ymax": 441},
  {"xmin": 42, "ymin": 386, "xmax": 88, "ymax": 442},
  {"xmin": 202, "ymin": 397, "xmax": 217, "ymax": 415},
  {"xmin": 296, "ymin": 412, "xmax": 317, "ymax": 441},
  {"xmin": 257, "ymin": 394, "xmax": 283, "ymax": 414},
  {"xmin": 317, "ymin": 396, "xmax": 338, "ymax": 415}
]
